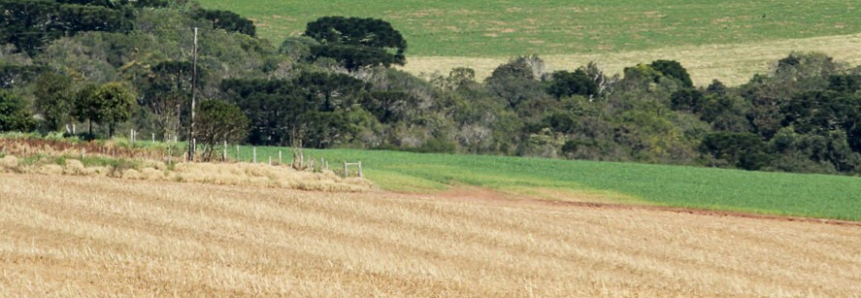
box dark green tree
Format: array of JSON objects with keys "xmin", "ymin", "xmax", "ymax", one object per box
[
  {"xmin": 94, "ymin": 82, "xmax": 135, "ymax": 137},
  {"xmin": 304, "ymin": 16, "xmax": 407, "ymax": 70},
  {"xmin": 0, "ymin": 0, "xmax": 134, "ymax": 56},
  {"xmin": 34, "ymin": 72, "xmax": 73, "ymax": 131},
  {"xmin": 774, "ymin": 52, "xmax": 839, "ymax": 85},
  {"xmin": 194, "ymin": 9, "xmax": 256, "ymax": 37},
  {"xmin": 547, "ymin": 69, "xmax": 598, "ymax": 99},
  {"xmin": 221, "ymin": 78, "xmax": 295, "ymax": 145},
  {"xmin": 305, "ymin": 16, "xmax": 406, "ymax": 57},
  {"xmin": 361, "ymin": 91, "xmax": 417, "ymax": 124},
  {"xmin": 133, "ymin": 60, "xmax": 194, "ymax": 138},
  {"xmin": 485, "ymin": 56, "xmax": 546, "ymax": 108},
  {"xmin": 541, "ymin": 112, "xmax": 578, "ymax": 134},
  {"xmin": 0, "ymin": 91, "xmax": 34, "ymax": 132},
  {"xmin": 700, "ymin": 132, "xmax": 772, "ymax": 170},
  {"xmin": 705, "ymin": 79, "xmax": 728, "ymax": 96},
  {"xmin": 222, "ymin": 71, "xmax": 368, "ymax": 148},
  {"xmin": 781, "ymin": 91, "xmax": 861, "ymax": 134},
  {"xmin": 72, "ymin": 83, "xmax": 100, "ymax": 135},
  {"xmin": 650, "ymin": 60, "xmax": 693, "ymax": 88},
  {"xmin": 828, "ymin": 74, "xmax": 861, "ymax": 93},
  {"xmin": 670, "ymin": 89, "xmax": 704, "ymax": 113},
  {"xmin": 294, "ymin": 71, "xmax": 365, "ymax": 111},
  {"xmin": 0, "ymin": 0, "xmax": 61, "ymax": 56},
  {"xmin": 699, "ymin": 94, "xmax": 752, "ymax": 132},
  {"xmin": 195, "ymin": 100, "xmax": 249, "ymax": 161},
  {"xmin": 310, "ymin": 45, "xmax": 399, "ymax": 71},
  {"xmin": 618, "ymin": 63, "xmax": 665, "ymax": 92}
]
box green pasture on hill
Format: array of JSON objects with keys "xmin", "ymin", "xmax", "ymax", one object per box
[
  {"xmin": 236, "ymin": 146, "xmax": 861, "ymax": 221},
  {"xmin": 198, "ymin": 0, "xmax": 861, "ymax": 57}
]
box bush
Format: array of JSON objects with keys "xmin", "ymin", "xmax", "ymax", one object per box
[
  {"xmin": 670, "ymin": 89, "xmax": 704, "ymax": 113},
  {"xmin": 0, "ymin": 91, "xmax": 34, "ymax": 132},
  {"xmin": 650, "ymin": 60, "xmax": 693, "ymax": 88},
  {"xmin": 700, "ymin": 132, "xmax": 772, "ymax": 170},
  {"xmin": 547, "ymin": 69, "xmax": 598, "ymax": 99}
]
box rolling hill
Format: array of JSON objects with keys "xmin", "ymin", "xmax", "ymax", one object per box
[{"xmin": 198, "ymin": 0, "xmax": 861, "ymax": 85}]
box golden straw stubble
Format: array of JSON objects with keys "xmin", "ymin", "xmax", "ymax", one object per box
[{"xmin": 1, "ymin": 173, "xmax": 860, "ymax": 297}]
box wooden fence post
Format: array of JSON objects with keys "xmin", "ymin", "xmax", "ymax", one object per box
[
  {"xmin": 236, "ymin": 145, "xmax": 240, "ymax": 161},
  {"xmin": 253, "ymin": 147, "xmax": 257, "ymax": 163},
  {"xmin": 279, "ymin": 151, "xmax": 283, "ymax": 165},
  {"xmin": 223, "ymin": 141, "xmax": 227, "ymax": 162},
  {"xmin": 358, "ymin": 161, "xmax": 363, "ymax": 178},
  {"xmin": 343, "ymin": 162, "xmax": 348, "ymax": 178}
]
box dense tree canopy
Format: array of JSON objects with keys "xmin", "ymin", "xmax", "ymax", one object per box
[
  {"xmin": 0, "ymin": 0, "xmax": 134, "ymax": 56},
  {"xmin": 194, "ymin": 9, "xmax": 256, "ymax": 37},
  {"xmin": 222, "ymin": 71, "xmax": 368, "ymax": 148},
  {"xmin": 547, "ymin": 69, "xmax": 598, "ymax": 99},
  {"xmin": 650, "ymin": 59, "xmax": 694, "ymax": 88},
  {"xmin": 0, "ymin": 91, "xmax": 34, "ymax": 132},
  {"xmin": 305, "ymin": 16, "xmax": 407, "ymax": 70}
]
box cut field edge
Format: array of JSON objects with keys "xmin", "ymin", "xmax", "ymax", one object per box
[
  {"xmin": 394, "ymin": 183, "xmax": 861, "ymax": 226},
  {"xmin": 400, "ymin": 33, "xmax": 861, "ymax": 86}
]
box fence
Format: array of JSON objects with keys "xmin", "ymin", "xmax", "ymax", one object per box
[
  {"xmin": 1, "ymin": 136, "xmax": 367, "ymax": 179},
  {"xmin": 343, "ymin": 161, "xmax": 364, "ymax": 178}
]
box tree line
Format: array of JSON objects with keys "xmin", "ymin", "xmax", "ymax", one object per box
[{"xmin": 1, "ymin": 0, "xmax": 861, "ymax": 174}]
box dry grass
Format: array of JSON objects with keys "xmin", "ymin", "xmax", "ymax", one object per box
[
  {"xmin": 402, "ymin": 33, "xmax": 861, "ymax": 86},
  {"xmin": 0, "ymin": 137, "xmax": 166, "ymax": 161},
  {"xmin": 1, "ymin": 174, "xmax": 860, "ymax": 297},
  {"xmin": 0, "ymin": 154, "xmax": 372, "ymax": 193}
]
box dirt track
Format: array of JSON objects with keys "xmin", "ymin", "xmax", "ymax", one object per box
[{"xmin": 1, "ymin": 174, "xmax": 860, "ymax": 297}]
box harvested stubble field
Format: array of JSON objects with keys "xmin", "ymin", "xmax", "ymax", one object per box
[{"xmin": 2, "ymin": 174, "xmax": 860, "ymax": 297}]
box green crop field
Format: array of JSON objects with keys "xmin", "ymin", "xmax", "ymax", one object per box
[
  {"xmin": 235, "ymin": 146, "xmax": 861, "ymax": 221},
  {"xmin": 197, "ymin": 0, "xmax": 861, "ymax": 85},
  {"xmin": 198, "ymin": 0, "xmax": 861, "ymax": 57}
]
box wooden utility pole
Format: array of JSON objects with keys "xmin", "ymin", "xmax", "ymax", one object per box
[{"xmin": 188, "ymin": 27, "xmax": 199, "ymax": 161}]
